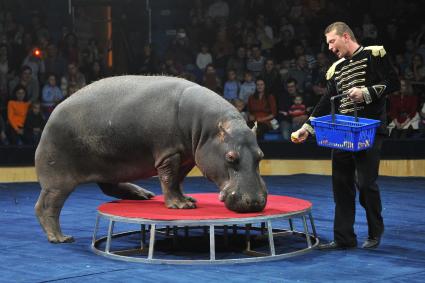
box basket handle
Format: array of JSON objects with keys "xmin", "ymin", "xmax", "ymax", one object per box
[{"xmin": 331, "ymin": 93, "xmax": 358, "ymax": 123}]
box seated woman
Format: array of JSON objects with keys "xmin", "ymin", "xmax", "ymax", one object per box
[
  {"xmin": 247, "ymin": 78, "xmax": 277, "ymax": 139},
  {"xmin": 388, "ymin": 79, "xmax": 420, "ymax": 138}
]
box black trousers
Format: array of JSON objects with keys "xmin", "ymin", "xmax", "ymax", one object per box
[{"xmin": 331, "ymin": 135, "xmax": 384, "ymax": 245}]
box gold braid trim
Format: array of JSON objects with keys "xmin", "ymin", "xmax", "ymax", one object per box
[
  {"xmin": 364, "ymin": 46, "xmax": 386, "ymax": 57},
  {"xmin": 326, "ymin": 58, "xmax": 346, "ymax": 80}
]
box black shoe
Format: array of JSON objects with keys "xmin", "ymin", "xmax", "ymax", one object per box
[
  {"xmin": 362, "ymin": 237, "xmax": 380, "ymax": 249},
  {"xmin": 317, "ymin": 241, "xmax": 356, "ymax": 250}
]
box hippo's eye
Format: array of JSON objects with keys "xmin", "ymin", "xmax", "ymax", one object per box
[{"xmin": 225, "ymin": 151, "xmax": 239, "ymax": 163}]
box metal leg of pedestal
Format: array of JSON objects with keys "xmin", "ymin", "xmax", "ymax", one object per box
[
  {"xmin": 209, "ymin": 225, "xmax": 215, "ymax": 261},
  {"xmin": 308, "ymin": 212, "xmax": 317, "ymax": 237},
  {"xmin": 302, "ymin": 216, "xmax": 312, "ymax": 248},
  {"xmin": 140, "ymin": 224, "xmax": 146, "ymax": 249},
  {"xmin": 289, "ymin": 218, "xmax": 294, "ymax": 231},
  {"xmin": 148, "ymin": 224, "xmax": 156, "ymax": 260},
  {"xmin": 267, "ymin": 220, "xmax": 276, "ymax": 256},
  {"xmin": 223, "ymin": 225, "xmax": 228, "ymax": 248},
  {"xmin": 92, "ymin": 214, "xmax": 100, "ymax": 247},
  {"xmin": 105, "ymin": 220, "xmax": 115, "ymax": 253}
]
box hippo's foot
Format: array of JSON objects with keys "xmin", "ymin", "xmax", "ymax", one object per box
[
  {"xmin": 166, "ymin": 196, "xmax": 197, "ymax": 209},
  {"xmin": 184, "ymin": 195, "xmax": 197, "ymax": 203},
  {"xmin": 98, "ymin": 182, "xmax": 155, "ymax": 200},
  {"xmin": 48, "ymin": 234, "xmax": 75, "ymax": 244}
]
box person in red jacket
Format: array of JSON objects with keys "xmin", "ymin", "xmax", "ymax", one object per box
[
  {"xmin": 388, "ymin": 79, "xmax": 420, "ymax": 138},
  {"xmin": 247, "ymin": 78, "xmax": 277, "ymax": 139},
  {"xmin": 288, "ymin": 94, "xmax": 308, "ymax": 131}
]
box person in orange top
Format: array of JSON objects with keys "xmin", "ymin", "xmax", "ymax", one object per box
[
  {"xmin": 7, "ymin": 85, "xmax": 30, "ymax": 145},
  {"xmin": 247, "ymin": 78, "xmax": 277, "ymax": 139}
]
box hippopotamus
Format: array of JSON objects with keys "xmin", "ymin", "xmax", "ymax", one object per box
[{"xmin": 35, "ymin": 75, "xmax": 267, "ymax": 243}]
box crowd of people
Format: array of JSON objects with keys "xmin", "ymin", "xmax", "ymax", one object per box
[{"xmin": 1, "ymin": 0, "xmax": 425, "ymax": 146}]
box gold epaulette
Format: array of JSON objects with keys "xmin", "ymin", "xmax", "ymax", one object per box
[
  {"xmin": 326, "ymin": 58, "xmax": 346, "ymax": 80},
  {"xmin": 364, "ymin": 46, "xmax": 386, "ymax": 57}
]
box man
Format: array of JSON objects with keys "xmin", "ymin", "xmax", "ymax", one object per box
[{"xmin": 291, "ymin": 22, "xmax": 400, "ymax": 250}]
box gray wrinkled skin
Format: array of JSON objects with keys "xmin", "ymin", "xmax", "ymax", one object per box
[{"xmin": 34, "ymin": 76, "xmax": 267, "ymax": 243}]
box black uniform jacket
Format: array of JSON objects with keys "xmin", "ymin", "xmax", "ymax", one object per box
[{"xmin": 304, "ymin": 45, "xmax": 400, "ymax": 134}]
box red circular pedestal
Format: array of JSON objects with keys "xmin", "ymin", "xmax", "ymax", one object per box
[{"xmin": 98, "ymin": 193, "xmax": 312, "ymax": 220}]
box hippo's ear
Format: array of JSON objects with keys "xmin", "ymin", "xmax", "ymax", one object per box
[
  {"xmin": 218, "ymin": 121, "xmax": 231, "ymax": 140},
  {"xmin": 251, "ymin": 121, "xmax": 258, "ymax": 136}
]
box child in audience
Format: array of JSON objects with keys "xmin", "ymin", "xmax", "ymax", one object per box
[
  {"xmin": 223, "ymin": 69, "xmax": 240, "ymax": 101},
  {"xmin": 24, "ymin": 101, "xmax": 45, "ymax": 145},
  {"xmin": 239, "ymin": 71, "xmax": 256, "ymax": 103},
  {"xmin": 41, "ymin": 74, "xmax": 64, "ymax": 119},
  {"xmin": 288, "ymin": 94, "xmax": 308, "ymax": 131},
  {"xmin": 7, "ymin": 85, "xmax": 30, "ymax": 145},
  {"xmin": 233, "ymin": 98, "xmax": 248, "ymax": 121}
]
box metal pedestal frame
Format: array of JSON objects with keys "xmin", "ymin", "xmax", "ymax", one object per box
[{"xmin": 91, "ymin": 207, "xmax": 319, "ymax": 264}]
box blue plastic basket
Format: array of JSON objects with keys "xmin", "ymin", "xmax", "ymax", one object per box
[{"xmin": 311, "ymin": 114, "xmax": 381, "ymax": 152}]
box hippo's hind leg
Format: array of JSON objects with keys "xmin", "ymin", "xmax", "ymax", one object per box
[
  {"xmin": 158, "ymin": 154, "xmax": 196, "ymax": 209},
  {"xmin": 98, "ymin": 182, "xmax": 155, "ymax": 200},
  {"xmin": 35, "ymin": 178, "xmax": 77, "ymax": 243}
]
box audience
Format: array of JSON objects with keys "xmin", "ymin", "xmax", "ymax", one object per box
[{"xmin": 1, "ymin": 0, "xmax": 425, "ymax": 146}]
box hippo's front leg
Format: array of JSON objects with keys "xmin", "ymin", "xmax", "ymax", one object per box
[{"xmin": 157, "ymin": 153, "xmax": 196, "ymax": 209}]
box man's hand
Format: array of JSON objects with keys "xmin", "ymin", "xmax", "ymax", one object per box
[
  {"xmin": 347, "ymin": 87, "xmax": 364, "ymax": 103},
  {"xmin": 291, "ymin": 128, "xmax": 309, "ymax": 143}
]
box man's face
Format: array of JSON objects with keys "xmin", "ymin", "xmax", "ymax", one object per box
[
  {"xmin": 287, "ymin": 82, "xmax": 297, "ymax": 95},
  {"xmin": 326, "ymin": 30, "xmax": 348, "ymax": 58}
]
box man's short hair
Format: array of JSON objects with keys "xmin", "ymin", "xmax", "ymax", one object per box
[{"xmin": 324, "ymin": 22, "xmax": 357, "ymax": 42}]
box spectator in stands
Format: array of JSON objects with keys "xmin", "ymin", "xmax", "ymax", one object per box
[
  {"xmin": 22, "ymin": 46, "xmax": 45, "ymax": 83},
  {"xmin": 284, "ymin": 55, "xmax": 310, "ymax": 92},
  {"xmin": 288, "ymin": 94, "xmax": 308, "ymax": 131},
  {"xmin": 405, "ymin": 53, "xmax": 425, "ymax": 82},
  {"xmin": 310, "ymin": 52, "xmax": 330, "ymax": 106},
  {"xmin": 7, "ymin": 85, "xmax": 30, "ymax": 145},
  {"xmin": 223, "ymin": 69, "xmax": 239, "ymax": 101},
  {"xmin": 277, "ymin": 78, "xmax": 302, "ymax": 141},
  {"xmin": 30, "ymin": 13, "xmax": 49, "ymax": 43},
  {"xmin": 41, "ymin": 74, "xmax": 63, "ymax": 119},
  {"xmin": 61, "ymin": 62, "xmax": 86, "ymax": 97},
  {"xmin": 0, "ymin": 44, "xmax": 11, "ymax": 113},
  {"xmin": 0, "ymin": 115, "xmax": 8, "ymax": 145},
  {"xmin": 23, "ymin": 101, "xmax": 45, "ymax": 145},
  {"xmin": 226, "ymin": 45, "xmax": 246, "ymax": 81},
  {"xmin": 394, "ymin": 53, "xmax": 408, "ymax": 78},
  {"xmin": 420, "ymin": 102, "xmax": 425, "ymax": 137},
  {"xmin": 202, "ymin": 63, "xmax": 222, "ymax": 94},
  {"xmin": 273, "ymin": 29, "xmax": 295, "ymax": 63},
  {"xmin": 246, "ymin": 45, "xmax": 265, "ymax": 78},
  {"xmin": 361, "ymin": 14, "xmax": 378, "ymax": 45},
  {"xmin": 8, "ymin": 65, "xmax": 39, "ymax": 103},
  {"xmin": 388, "ymin": 79, "xmax": 420, "ymax": 139},
  {"xmin": 44, "ymin": 42, "xmax": 67, "ymax": 80},
  {"xmin": 86, "ymin": 60, "xmax": 106, "ymax": 84},
  {"xmin": 212, "ymin": 29, "xmax": 234, "ymax": 75},
  {"xmin": 166, "ymin": 28, "xmax": 195, "ymax": 72},
  {"xmin": 259, "ymin": 58, "xmax": 281, "ymax": 96},
  {"xmin": 139, "ymin": 43, "xmax": 159, "ymax": 75},
  {"xmin": 233, "ymin": 98, "xmax": 248, "ymax": 121},
  {"xmin": 255, "ymin": 14, "xmax": 273, "ymax": 54},
  {"xmin": 159, "ymin": 57, "xmax": 182, "ymax": 77},
  {"xmin": 247, "ymin": 78, "xmax": 277, "ymax": 139},
  {"xmin": 207, "ymin": 0, "xmax": 229, "ymax": 21},
  {"xmin": 381, "ymin": 20, "xmax": 405, "ymax": 56},
  {"xmin": 196, "ymin": 43, "xmax": 213, "ymax": 71},
  {"xmin": 239, "ymin": 71, "xmax": 256, "ymax": 103},
  {"xmin": 61, "ymin": 32, "xmax": 79, "ymax": 64}
]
